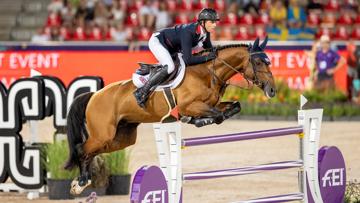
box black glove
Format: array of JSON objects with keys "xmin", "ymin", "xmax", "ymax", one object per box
[
  {"xmin": 211, "ymin": 46, "xmax": 218, "ymax": 55},
  {"xmin": 206, "ymin": 51, "xmax": 217, "ymax": 61}
]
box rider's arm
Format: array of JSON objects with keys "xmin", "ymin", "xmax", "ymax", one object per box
[{"xmin": 181, "ymin": 30, "xmax": 211, "ymax": 66}]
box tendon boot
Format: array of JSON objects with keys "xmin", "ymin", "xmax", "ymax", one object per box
[{"xmin": 134, "ymin": 65, "xmax": 169, "ymax": 108}]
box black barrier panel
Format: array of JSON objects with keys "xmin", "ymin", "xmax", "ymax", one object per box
[
  {"xmin": 0, "ymin": 76, "xmax": 103, "ymax": 189},
  {"xmin": 0, "ymin": 78, "xmax": 45, "ymax": 189},
  {"xmin": 35, "ymin": 76, "xmax": 104, "ymax": 132}
]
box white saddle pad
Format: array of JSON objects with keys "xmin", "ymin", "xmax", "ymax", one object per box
[{"xmin": 132, "ymin": 53, "xmax": 186, "ymax": 91}]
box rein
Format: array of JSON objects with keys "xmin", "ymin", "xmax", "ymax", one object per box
[{"xmin": 208, "ymin": 52, "xmax": 267, "ymax": 90}]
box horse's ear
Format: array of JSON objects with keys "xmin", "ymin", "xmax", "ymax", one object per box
[
  {"xmin": 253, "ymin": 37, "xmax": 260, "ymax": 50},
  {"xmin": 248, "ymin": 43, "xmax": 252, "ymax": 51},
  {"xmin": 259, "ymin": 35, "xmax": 268, "ymax": 50}
]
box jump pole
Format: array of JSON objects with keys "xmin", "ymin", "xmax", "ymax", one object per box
[{"xmin": 130, "ymin": 96, "xmax": 346, "ymax": 203}]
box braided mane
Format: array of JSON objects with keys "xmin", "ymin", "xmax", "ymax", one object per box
[{"xmin": 194, "ymin": 43, "xmax": 249, "ymax": 56}]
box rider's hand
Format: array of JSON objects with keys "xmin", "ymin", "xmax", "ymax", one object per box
[{"xmin": 206, "ymin": 51, "xmax": 217, "ymax": 61}]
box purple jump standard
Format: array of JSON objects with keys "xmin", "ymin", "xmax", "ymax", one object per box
[{"xmin": 182, "ymin": 126, "xmax": 303, "ymax": 147}]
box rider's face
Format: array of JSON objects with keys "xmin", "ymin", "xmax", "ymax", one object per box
[{"xmin": 204, "ymin": 20, "xmax": 217, "ymax": 33}]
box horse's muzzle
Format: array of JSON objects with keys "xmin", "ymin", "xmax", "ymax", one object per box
[{"xmin": 264, "ymin": 83, "xmax": 276, "ymax": 98}]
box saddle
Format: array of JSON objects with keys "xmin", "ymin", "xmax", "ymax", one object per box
[{"xmin": 135, "ymin": 57, "xmax": 181, "ymax": 84}]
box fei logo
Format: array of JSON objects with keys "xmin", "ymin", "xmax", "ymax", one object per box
[
  {"xmin": 322, "ymin": 168, "xmax": 345, "ymax": 187},
  {"xmin": 142, "ymin": 190, "xmax": 167, "ymax": 203}
]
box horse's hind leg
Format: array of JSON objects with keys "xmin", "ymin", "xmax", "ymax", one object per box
[
  {"xmin": 98, "ymin": 121, "xmax": 139, "ymax": 154},
  {"xmin": 70, "ymin": 153, "xmax": 93, "ymax": 195},
  {"xmin": 72, "ymin": 122, "xmax": 139, "ymax": 194},
  {"xmin": 71, "ymin": 119, "xmax": 117, "ymax": 195}
]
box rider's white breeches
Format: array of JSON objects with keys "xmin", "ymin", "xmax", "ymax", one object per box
[{"xmin": 148, "ymin": 33, "xmax": 175, "ymax": 74}]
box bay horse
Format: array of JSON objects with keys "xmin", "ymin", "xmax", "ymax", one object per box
[{"xmin": 64, "ymin": 37, "xmax": 276, "ymax": 194}]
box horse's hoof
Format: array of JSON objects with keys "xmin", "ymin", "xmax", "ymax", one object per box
[
  {"xmin": 224, "ymin": 102, "xmax": 241, "ymax": 118},
  {"xmin": 232, "ymin": 101, "xmax": 241, "ymax": 109},
  {"xmin": 70, "ymin": 179, "xmax": 91, "ymax": 195},
  {"xmin": 194, "ymin": 118, "xmax": 214, "ymax": 127},
  {"xmin": 180, "ymin": 116, "xmax": 192, "ymax": 123}
]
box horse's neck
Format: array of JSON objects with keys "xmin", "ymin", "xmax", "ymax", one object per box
[{"xmin": 215, "ymin": 49, "xmax": 249, "ymax": 82}]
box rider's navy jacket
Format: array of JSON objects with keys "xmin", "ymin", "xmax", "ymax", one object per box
[{"xmin": 155, "ymin": 22, "xmax": 213, "ymax": 66}]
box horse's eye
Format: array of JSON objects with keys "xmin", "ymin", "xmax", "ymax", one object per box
[{"xmin": 256, "ymin": 61, "xmax": 262, "ymax": 66}]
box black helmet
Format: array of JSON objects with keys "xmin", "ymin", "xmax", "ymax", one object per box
[{"xmin": 197, "ymin": 8, "xmax": 220, "ymax": 22}]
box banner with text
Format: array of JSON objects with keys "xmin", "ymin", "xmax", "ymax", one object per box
[{"xmin": 0, "ymin": 50, "xmax": 347, "ymax": 91}]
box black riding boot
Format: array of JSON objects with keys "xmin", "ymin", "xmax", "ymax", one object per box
[{"xmin": 134, "ymin": 65, "xmax": 169, "ymax": 108}]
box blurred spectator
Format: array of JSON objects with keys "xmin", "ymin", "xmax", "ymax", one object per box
[
  {"xmin": 112, "ymin": 22, "xmax": 128, "ymax": 42},
  {"xmin": 61, "ymin": 1, "xmax": 76, "ymax": 24},
  {"xmin": 235, "ymin": 26, "xmax": 254, "ymax": 40},
  {"xmin": 346, "ymin": 41, "xmax": 358, "ymax": 100},
  {"xmin": 48, "ymin": 0, "xmax": 64, "ymax": 13},
  {"xmin": 334, "ymin": 26, "xmax": 349, "ymax": 40},
  {"xmin": 179, "ymin": 0, "xmax": 193, "ymax": 11},
  {"xmin": 39, "ymin": 0, "xmax": 360, "ymax": 42},
  {"xmin": 315, "ymin": 27, "xmax": 333, "ymax": 39},
  {"xmin": 87, "ymin": 23, "xmax": 103, "ymax": 40},
  {"xmin": 94, "ymin": 0, "xmax": 112, "ymax": 26},
  {"xmin": 324, "ymin": 0, "xmax": 340, "ymax": 12},
  {"xmin": 269, "ymin": 0, "xmax": 287, "ymax": 28},
  {"xmin": 351, "ymin": 25, "xmax": 360, "ymax": 40},
  {"xmin": 194, "ymin": 0, "xmax": 209, "ymax": 10},
  {"xmin": 337, "ymin": 8, "xmax": 353, "ymax": 26},
  {"xmin": 321, "ymin": 12, "xmax": 336, "ymax": 28},
  {"xmin": 47, "ymin": 11, "xmax": 62, "ymax": 27},
  {"xmin": 254, "ymin": 25, "xmax": 266, "ymax": 38},
  {"xmin": 175, "ymin": 13, "xmax": 190, "ymax": 24},
  {"xmin": 103, "ymin": 0, "xmax": 113, "ymax": 7},
  {"xmin": 31, "ymin": 27, "xmax": 50, "ymax": 43},
  {"xmin": 287, "ymin": 0, "xmax": 306, "ymax": 28},
  {"xmin": 306, "ymin": 11, "xmax": 320, "ymax": 29},
  {"xmin": 137, "ymin": 27, "xmax": 152, "ymax": 41},
  {"xmin": 214, "ymin": 0, "xmax": 226, "ymax": 13},
  {"xmin": 75, "ymin": 0, "xmax": 95, "ymax": 22},
  {"xmin": 112, "ymin": 0, "xmax": 126, "ymax": 23},
  {"xmin": 353, "ymin": 45, "xmax": 360, "ymax": 104},
  {"xmin": 155, "ymin": 2, "xmax": 171, "ymax": 30},
  {"xmin": 242, "ymin": 0, "xmax": 261, "ymax": 13},
  {"xmin": 125, "ymin": 11, "xmax": 140, "ymax": 26},
  {"xmin": 60, "ymin": 22, "xmax": 72, "ymax": 40},
  {"xmin": 49, "ymin": 26, "xmax": 62, "ymax": 41},
  {"xmin": 139, "ymin": 0, "xmax": 157, "ymax": 28},
  {"xmin": 219, "ymin": 26, "xmax": 234, "ymax": 40},
  {"xmin": 239, "ymin": 13, "xmax": 253, "ymax": 26},
  {"xmin": 255, "ymin": 10, "xmax": 270, "ymax": 26},
  {"xmin": 306, "ymin": 0, "xmax": 323, "ymax": 11},
  {"xmin": 73, "ymin": 18, "xmax": 87, "ymax": 40},
  {"xmin": 166, "ymin": 0, "xmax": 177, "ymax": 12},
  {"xmin": 313, "ymin": 35, "xmax": 346, "ymax": 91}
]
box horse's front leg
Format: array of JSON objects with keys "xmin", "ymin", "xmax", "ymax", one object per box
[
  {"xmin": 179, "ymin": 101, "xmax": 225, "ymax": 127},
  {"xmin": 215, "ymin": 101, "xmax": 241, "ymax": 120}
]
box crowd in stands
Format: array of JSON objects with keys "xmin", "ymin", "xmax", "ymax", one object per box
[{"xmin": 31, "ymin": 0, "xmax": 360, "ymax": 42}]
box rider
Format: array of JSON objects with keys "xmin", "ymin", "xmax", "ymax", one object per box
[{"xmin": 134, "ymin": 8, "xmax": 220, "ymax": 108}]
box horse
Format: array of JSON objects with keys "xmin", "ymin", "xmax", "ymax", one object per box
[{"xmin": 64, "ymin": 37, "xmax": 276, "ymax": 195}]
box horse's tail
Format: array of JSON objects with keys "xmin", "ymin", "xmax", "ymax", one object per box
[{"xmin": 64, "ymin": 92, "xmax": 94, "ymax": 170}]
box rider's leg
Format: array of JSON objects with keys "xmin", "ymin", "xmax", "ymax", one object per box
[{"xmin": 134, "ymin": 33, "xmax": 175, "ymax": 108}]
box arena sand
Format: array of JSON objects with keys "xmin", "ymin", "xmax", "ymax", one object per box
[{"xmin": 1, "ymin": 118, "xmax": 359, "ymax": 203}]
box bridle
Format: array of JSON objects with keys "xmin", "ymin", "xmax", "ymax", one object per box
[{"xmin": 209, "ymin": 50, "xmax": 272, "ymax": 90}]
